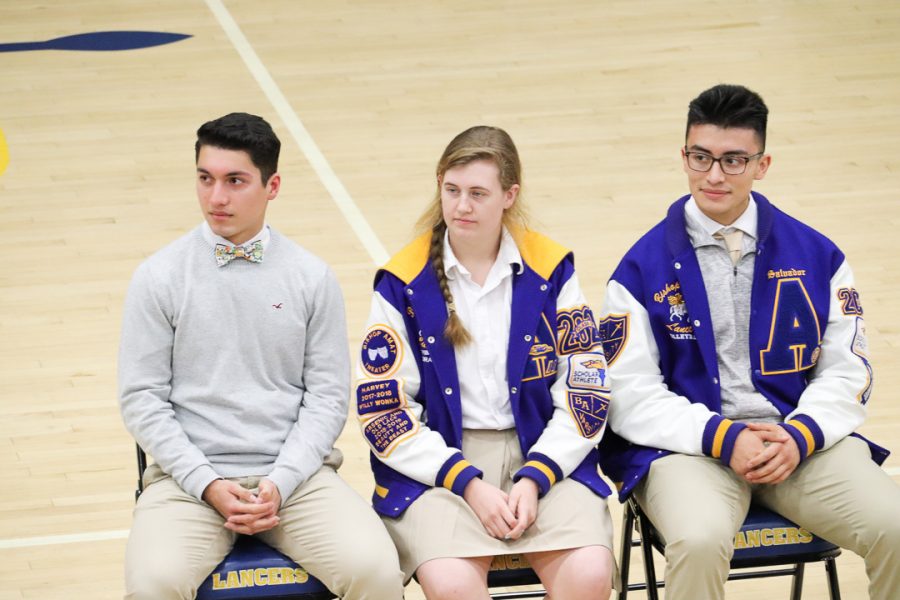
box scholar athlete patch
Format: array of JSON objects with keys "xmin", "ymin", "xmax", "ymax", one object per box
[
  {"xmin": 361, "ymin": 325, "xmax": 402, "ymax": 377},
  {"xmin": 357, "ymin": 379, "xmax": 405, "ymax": 415},
  {"xmin": 567, "ymin": 391, "xmax": 609, "ymax": 438},
  {"xmin": 597, "ymin": 314, "xmax": 628, "ymax": 366},
  {"xmin": 557, "ymin": 305, "xmax": 601, "ymax": 354},
  {"xmin": 567, "ymin": 353, "xmax": 609, "ymax": 391},
  {"xmin": 364, "ymin": 409, "xmax": 417, "ymax": 456}
]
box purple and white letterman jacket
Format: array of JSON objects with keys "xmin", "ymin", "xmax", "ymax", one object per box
[
  {"xmin": 356, "ymin": 227, "xmax": 612, "ymax": 517},
  {"xmin": 598, "ymin": 193, "xmax": 888, "ymax": 497}
]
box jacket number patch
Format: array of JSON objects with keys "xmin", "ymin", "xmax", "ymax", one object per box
[
  {"xmin": 557, "ymin": 305, "xmax": 601, "ymax": 355},
  {"xmin": 760, "ymin": 278, "xmax": 822, "ymax": 375}
]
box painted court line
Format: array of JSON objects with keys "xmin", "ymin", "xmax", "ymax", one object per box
[
  {"xmin": 0, "ymin": 529, "xmax": 129, "ymax": 550},
  {"xmin": 204, "ymin": 0, "xmax": 389, "ymax": 266}
]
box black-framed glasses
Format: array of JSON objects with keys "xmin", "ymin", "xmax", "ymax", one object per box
[{"xmin": 684, "ymin": 150, "xmax": 764, "ymax": 175}]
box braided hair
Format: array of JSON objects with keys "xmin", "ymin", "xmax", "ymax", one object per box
[{"xmin": 415, "ymin": 126, "xmax": 528, "ymax": 347}]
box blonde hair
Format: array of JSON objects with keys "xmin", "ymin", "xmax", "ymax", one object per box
[{"xmin": 415, "ymin": 126, "xmax": 529, "ymax": 347}]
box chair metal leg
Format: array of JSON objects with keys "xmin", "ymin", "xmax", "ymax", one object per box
[
  {"xmin": 636, "ymin": 514, "xmax": 660, "ymax": 600},
  {"xmin": 825, "ymin": 557, "xmax": 841, "ymax": 600},
  {"xmin": 789, "ymin": 562, "xmax": 804, "ymax": 600},
  {"xmin": 620, "ymin": 497, "xmax": 844, "ymax": 600},
  {"xmin": 618, "ymin": 503, "xmax": 635, "ymax": 600}
]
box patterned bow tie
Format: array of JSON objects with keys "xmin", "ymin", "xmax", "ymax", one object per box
[{"xmin": 215, "ymin": 240, "xmax": 264, "ymax": 267}]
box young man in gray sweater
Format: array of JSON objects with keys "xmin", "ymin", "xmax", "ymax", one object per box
[{"xmin": 119, "ymin": 112, "xmax": 403, "ymax": 599}]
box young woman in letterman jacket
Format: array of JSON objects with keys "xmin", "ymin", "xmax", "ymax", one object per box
[{"xmin": 355, "ymin": 126, "xmax": 615, "ymax": 599}]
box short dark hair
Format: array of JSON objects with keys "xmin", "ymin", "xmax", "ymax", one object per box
[
  {"xmin": 686, "ymin": 84, "xmax": 768, "ymax": 150},
  {"xmin": 195, "ymin": 113, "xmax": 280, "ymax": 184}
]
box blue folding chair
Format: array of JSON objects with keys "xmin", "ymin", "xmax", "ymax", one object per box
[
  {"xmin": 487, "ymin": 553, "xmax": 544, "ymax": 599},
  {"xmin": 135, "ymin": 445, "xmax": 336, "ymax": 600},
  {"xmin": 619, "ymin": 496, "xmax": 841, "ymax": 599},
  {"xmin": 408, "ymin": 552, "xmax": 546, "ymax": 598}
]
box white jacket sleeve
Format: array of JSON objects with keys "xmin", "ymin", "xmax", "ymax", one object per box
[
  {"xmin": 782, "ymin": 260, "xmax": 870, "ymax": 456},
  {"xmin": 603, "ymin": 279, "xmax": 725, "ymax": 455},
  {"xmin": 516, "ymin": 273, "xmax": 610, "ymax": 494},
  {"xmin": 356, "ymin": 292, "xmax": 474, "ymax": 491}
]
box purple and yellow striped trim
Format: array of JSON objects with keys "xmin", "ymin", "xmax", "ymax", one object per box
[
  {"xmin": 780, "ymin": 415, "xmax": 824, "ymax": 460},
  {"xmin": 513, "ymin": 453, "xmax": 564, "ymax": 496},
  {"xmin": 436, "ymin": 452, "xmax": 482, "ymax": 496},
  {"xmin": 702, "ymin": 416, "xmax": 747, "ymax": 466}
]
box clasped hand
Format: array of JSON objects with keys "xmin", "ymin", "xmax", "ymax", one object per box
[
  {"xmin": 729, "ymin": 423, "xmax": 801, "ymax": 484},
  {"xmin": 202, "ymin": 478, "xmax": 282, "ymax": 534},
  {"xmin": 463, "ymin": 477, "xmax": 539, "ymax": 541}
]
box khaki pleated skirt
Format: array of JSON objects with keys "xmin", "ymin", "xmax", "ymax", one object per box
[{"xmin": 383, "ymin": 428, "xmax": 614, "ymax": 580}]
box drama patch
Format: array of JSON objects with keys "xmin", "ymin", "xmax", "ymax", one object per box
[
  {"xmin": 357, "ymin": 379, "xmax": 405, "ymax": 415},
  {"xmin": 597, "ymin": 313, "xmax": 629, "ymax": 366},
  {"xmin": 567, "ymin": 391, "xmax": 609, "ymax": 438},
  {"xmin": 567, "ymin": 353, "xmax": 609, "ymax": 391},
  {"xmin": 557, "ymin": 305, "xmax": 602, "ymax": 354},
  {"xmin": 364, "ymin": 409, "xmax": 417, "ymax": 456},
  {"xmin": 361, "ymin": 325, "xmax": 402, "ymax": 377}
]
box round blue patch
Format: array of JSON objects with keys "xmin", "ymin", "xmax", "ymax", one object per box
[{"xmin": 361, "ymin": 326, "xmax": 402, "ymax": 377}]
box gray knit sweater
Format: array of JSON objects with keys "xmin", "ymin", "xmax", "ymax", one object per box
[{"xmin": 119, "ymin": 225, "xmax": 350, "ymax": 504}]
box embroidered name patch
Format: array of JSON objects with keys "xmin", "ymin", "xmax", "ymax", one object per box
[
  {"xmin": 357, "ymin": 379, "xmax": 405, "ymax": 415},
  {"xmin": 361, "ymin": 325, "xmax": 402, "ymax": 377},
  {"xmin": 767, "ymin": 268, "xmax": 808, "ymax": 280},
  {"xmin": 364, "ymin": 409, "xmax": 417, "ymax": 456},
  {"xmin": 597, "ymin": 314, "xmax": 628, "ymax": 366},
  {"xmin": 557, "ymin": 305, "xmax": 601, "ymax": 354},
  {"xmin": 567, "ymin": 391, "xmax": 609, "ymax": 438},
  {"xmin": 567, "ymin": 353, "xmax": 609, "ymax": 391}
]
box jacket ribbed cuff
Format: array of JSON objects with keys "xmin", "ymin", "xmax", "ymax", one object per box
[
  {"xmin": 513, "ymin": 452, "xmax": 564, "ymax": 497},
  {"xmin": 702, "ymin": 416, "xmax": 747, "ymax": 467},
  {"xmin": 779, "ymin": 415, "xmax": 824, "ymax": 461},
  {"xmin": 436, "ymin": 452, "xmax": 482, "ymax": 496}
]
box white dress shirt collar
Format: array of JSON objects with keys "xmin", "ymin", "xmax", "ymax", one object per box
[
  {"xmin": 685, "ymin": 194, "xmax": 759, "ymax": 239},
  {"xmin": 443, "ymin": 226, "xmax": 523, "ymax": 289}
]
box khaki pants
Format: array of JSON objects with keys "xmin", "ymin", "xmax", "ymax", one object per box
[
  {"xmin": 635, "ymin": 436, "xmax": 900, "ymax": 600},
  {"xmin": 124, "ymin": 454, "xmax": 404, "ymax": 600}
]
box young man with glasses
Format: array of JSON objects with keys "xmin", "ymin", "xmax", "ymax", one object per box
[{"xmin": 598, "ymin": 84, "xmax": 900, "ymax": 600}]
